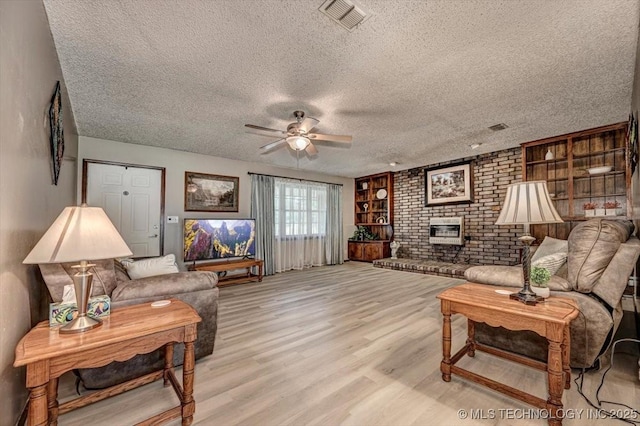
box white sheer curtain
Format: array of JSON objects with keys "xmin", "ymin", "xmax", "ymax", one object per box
[{"xmin": 274, "ymin": 178, "xmax": 327, "ymax": 272}]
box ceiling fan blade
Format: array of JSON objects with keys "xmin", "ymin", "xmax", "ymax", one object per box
[
  {"xmin": 245, "ymin": 124, "xmax": 287, "ymax": 136},
  {"xmin": 298, "ymin": 117, "xmax": 320, "ymax": 133},
  {"xmin": 260, "ymin": 138, "xmax": 287, "ymax": 152},
  {"xmin": 308, "ymin": 133, "xmax": 352, "ymax": 143},
  {"xmin": 305, "ymin": 142, "xmax": 318, "ymax": 156}
]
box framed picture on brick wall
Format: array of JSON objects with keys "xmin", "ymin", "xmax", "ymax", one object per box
[{"xmin": 424, "ymin": 162, "xmax": 474, "ymax": 206}]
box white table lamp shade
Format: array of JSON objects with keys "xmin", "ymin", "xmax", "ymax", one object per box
[
  {"xmin": 495, "ymin": 181, "xmax": 563, "ymax": 226},
  {"xmin": 23, "ymin": 206, "xmax": 132, "ymax": 264}
]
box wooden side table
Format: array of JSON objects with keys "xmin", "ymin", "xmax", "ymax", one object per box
[
  {"xmin": 438, "ymin": 283, "xmax": 579, "ymax": 426},
  {"xmin": 14, "ymin": 299, "xmax": 201, "ymax": 426}
]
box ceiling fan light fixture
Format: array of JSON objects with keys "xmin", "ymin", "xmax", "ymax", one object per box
[{"xmin": 287, "ymin": 136, "xmax": 310, "ymax": 151}]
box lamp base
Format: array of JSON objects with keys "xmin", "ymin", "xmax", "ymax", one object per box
[
  {"xmin": 509, "ymin": 291, "xmax": 543, "ymax": 306},
  {"xmin": 59, "ymin": 315, "xmax": 102, "ymax": 334}
]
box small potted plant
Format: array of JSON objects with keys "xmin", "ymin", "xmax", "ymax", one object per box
[
  {"xmin": 583, "ymin": 202, "xmax": 597, "ymax": 217},
  {"xmin": 530, "ymin": 266, "xmax": 551, "ymax": 298},
  {"xmin": 604, "ymin": 200, "xmax": 621, "ymax": 216}
]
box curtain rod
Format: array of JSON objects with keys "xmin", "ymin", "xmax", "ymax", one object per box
[{"xmin": 247, "ymin": 172, "xmax": 344, "ymax": 187}]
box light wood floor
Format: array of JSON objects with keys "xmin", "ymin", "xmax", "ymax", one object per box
[{"xmin": 57, "ymin": 262, "xmax": 639, "ymax": 425}]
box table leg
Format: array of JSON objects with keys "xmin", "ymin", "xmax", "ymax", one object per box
[
  {"xmin": 546, "ymin": 334, "xmax": 565, "ymax": 426},
  {"xmin": 27, "ymin": 383, "xmax": 48, "ymax": 426},
  {"xmin": 258, "ymin": 262, "xmax": 263, "ymax": 282},
  {"xmin": 164, "ymin": 343, "xmax": 174, "ymax": 387},
  {"xmin": 466, "ymin": 319, "xmax": 476, "ymax": 357},
  {"xmin": 562, "ymin": 325, "xmax": 571, "ymax": 390},
  {"xmin": 441, "ymin": 300, "xmax": 452, "ymax": 382},
  {"xmin": 182, "ymin": 340, "xmax": 196, "ymax": 426},
  {"xmin": 47, "ymin": 378, "xmax": 59, "ymax": 426}
]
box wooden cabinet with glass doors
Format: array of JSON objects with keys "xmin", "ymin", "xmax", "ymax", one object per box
[{"xmin": 522, "ymin": 122, "xmax": 630, "ymax": 242}]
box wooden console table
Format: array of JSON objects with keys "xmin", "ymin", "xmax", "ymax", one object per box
[
  {"xmin": 189, "ymin": 258, "xmax": 263, "ymax": 286},
  {"xmin": 14, "ymin": 299, "xmax": 201, "ymax": 426},
  {"xmin": 438, "ymin": 283, "xmax": 578, "ymax": 426}
]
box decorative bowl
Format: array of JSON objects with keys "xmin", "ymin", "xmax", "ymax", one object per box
[{"xmin": 587, "ymin": 166, "xmax": 612, "ymax": 175}]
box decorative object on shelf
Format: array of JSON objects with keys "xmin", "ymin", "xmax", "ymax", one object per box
[
  {"xmin": 545, "ymin": 148, "xmax": 554, "ymax": 161},
  {"xmin": 425, "ymin": 161, "xmax": 474, "ymax": 206},
  {"xmin": 587, "ymin": 166, "xmax": 613, "ymax": 175},
  {"xmin": 530, "ymin": 266, "xmax": 551, "ymax": 298},
  {"xmin": 23, "ymin": 205, "xmax": 133, "ymax": 333},
  {"xmin": 49, "ymin": 81, "xmax": 64, "ymax": 185},
  {"xmin": 363, "ymin": 203, "xmax": 368, "ymax": 212},
  {"xmin": 362, "ymin": 182, "xmax": 368, "ymax": 190},
  {"xmin": 390, "ymin": 240, "xmax": 400, "ymax": 259},
  {"xmin": 495, "ymin": 181, "xmax": 563, "ymax": 305},
  {"xmin": 376, "ymin": 216, "xmax": 387, "ymax": 224},
  {"xmin": 185, "ymin": 171, "xmax": 239, "ymax": 212},
  {"xmin": 352, "ymin": 225, "xmax": 378, "ymax": 241},
  {"xmin": 604, "ymin": 201, "xmax": 621, "ymax": 216},
  {"xmin": 583, "ymin": 202, "xmax": 597, "ymax": 217},
  {"xmin": 376, "ymin": 189, "xmax": 387, "ymax": 199}
]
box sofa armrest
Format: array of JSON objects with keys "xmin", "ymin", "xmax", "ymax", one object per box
[
  {"xmin": 464, "ymin": 265, "xmax": 571, "ymax": 291},
  {"xmin": 592, "ymin": 237, "xmax": 640, "ymax": 309},
  {"xmin": 111, "ymin": 271, "xmax": 218, "ymax": 303}
]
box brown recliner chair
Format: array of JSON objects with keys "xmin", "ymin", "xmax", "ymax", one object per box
[
  {"xmin": 39, "ymin": 259, "xmax": 218, "ymax": 389},
  {"xmin": 464, "ymin": 219, "xmax": 640, "ymax": 368}
]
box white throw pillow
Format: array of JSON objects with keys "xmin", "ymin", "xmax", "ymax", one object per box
[
  {"xmin": 532, "ymin": 252, "xmax": 568, "ymax": 276},
  {"xmin": 531, "ymin": 236, "xmax": 568, "ymax": 264},
  {"xmin": 120, "ymin": 254, "xmax": 180, "ymax": 279}
]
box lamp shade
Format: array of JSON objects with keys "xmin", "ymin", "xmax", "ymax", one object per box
[
  {"xmin": 23, "ymin": 206, "xmax": 133, "ymax": 264},
  {"xmin": 495, "ymin": 181, "xmax": 563, "ymax": 225}
]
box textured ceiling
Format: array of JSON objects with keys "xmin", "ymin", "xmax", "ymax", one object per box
[{"xmin": 43, "ymin": 0, "xmax": 639, "ymax": 178}]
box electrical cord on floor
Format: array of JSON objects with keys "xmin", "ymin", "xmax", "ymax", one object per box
[
  {"xmin": 545, "ymin": 299, "xmax": 640, "ymax": 424},
  {"xmin": 451, "ymin": 245, "xmax": 463, "ymax": 264},
  {"xmin": 594, "ymin": 338, "xmax": 640, "ymax": 419}
]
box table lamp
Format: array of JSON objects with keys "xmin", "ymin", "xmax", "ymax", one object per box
[
  {"xmin": 23, "ymin": 205, "xmax": 132, "ymax": 333},
  {"xmin": 495, "ymin": 181, "xmax": 563, "ymax": 305}
]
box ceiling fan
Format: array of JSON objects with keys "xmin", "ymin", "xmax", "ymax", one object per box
[{"xmin": 245, "ymin": 111, "xmax": 352, "ymax": 156}]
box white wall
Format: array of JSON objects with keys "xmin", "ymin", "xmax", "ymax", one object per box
[
  {"xmin": 0, "ymin": 1, "xmax": 78, "ymax": 424},
  {"xmin": 78, "ymin": 136, "xmax": 355, "ymax": 265}
]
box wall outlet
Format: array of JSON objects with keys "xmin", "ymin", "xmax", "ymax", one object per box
[{"xmin": 167, "ymin": 216, "xmax": 179, "ymax": 224}]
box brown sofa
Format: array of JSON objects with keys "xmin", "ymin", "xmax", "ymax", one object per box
[
  {"xmin": 464, "ymin": 218, "xmax": 640, "ymax": 368},
  {"xmin": 39, "ymin": 259, "xmax": 219, "ymax": 389}
]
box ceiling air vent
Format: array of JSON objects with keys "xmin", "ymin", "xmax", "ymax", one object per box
[
  {"xmin": 488, "ymin": 123, "xmax": 509, "ymax": 131},
  {"xmin": 319, "ymin": 0, "xmax": 370, "ymax": 31}
]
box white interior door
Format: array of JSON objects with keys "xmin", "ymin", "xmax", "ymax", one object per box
[{"xmin": 86, "ymin": 162, "xmax": 163, "ymax": 257}]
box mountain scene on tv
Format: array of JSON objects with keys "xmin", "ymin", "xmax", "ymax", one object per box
[{"xmin": 184, "ymin": 219, "xmax": 256, "ymax": 261}]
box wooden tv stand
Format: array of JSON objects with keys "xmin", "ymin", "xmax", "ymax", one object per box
[{"xmin": 189, "ymin": 258, "xmax": 263, "ymax": 286}]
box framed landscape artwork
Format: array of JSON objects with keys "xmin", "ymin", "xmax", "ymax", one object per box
[
  {"xmin": 425, "ymin": 162, "xmax": 474, "ymax": 206},
  {"xmin": 184, "ymin": 172, "xmax": 239, "ymax": 212}
]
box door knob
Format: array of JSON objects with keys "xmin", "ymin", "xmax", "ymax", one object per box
[{"xmin": 148, "ymin": 234, "xmax": 158, "ymax": 238}]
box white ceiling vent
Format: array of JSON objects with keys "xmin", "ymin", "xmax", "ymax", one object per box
[{"xmin": 319, "ymin": 0, "xmax": 370, "ymax": 31}]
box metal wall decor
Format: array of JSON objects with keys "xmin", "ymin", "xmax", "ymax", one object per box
[{"xmin": 49, "ymin": 81, "xmax": 64, "ymax": 185}]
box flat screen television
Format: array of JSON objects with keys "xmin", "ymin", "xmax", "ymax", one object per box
[{"xmin": 184, "ymin": 218, "xmax": 256, "ymax": 262}]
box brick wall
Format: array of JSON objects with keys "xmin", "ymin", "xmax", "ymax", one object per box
[{"xmin": 393, "ymin": 147, "xmax": 524, "ymax": 266}]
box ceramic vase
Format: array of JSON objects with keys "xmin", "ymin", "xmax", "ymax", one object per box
[
  {"xmin": 532, "ymin": 286, "xmax": 550, "ymax": 298},
  {"xmin": 585, "ymin": 209, "xmax": 595, "ymax": 217},
  {"xmin": 545, "ymin": 148, "xmax": 554, "ymax": 161},
  {"xmin": 605, "ymin": 209, "xmax": 618, "ymax": 216}
]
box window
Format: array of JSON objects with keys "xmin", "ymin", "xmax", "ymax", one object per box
[{"xmin": 274, "ymin": 179, "xmax": 327, "ymax": 238}]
